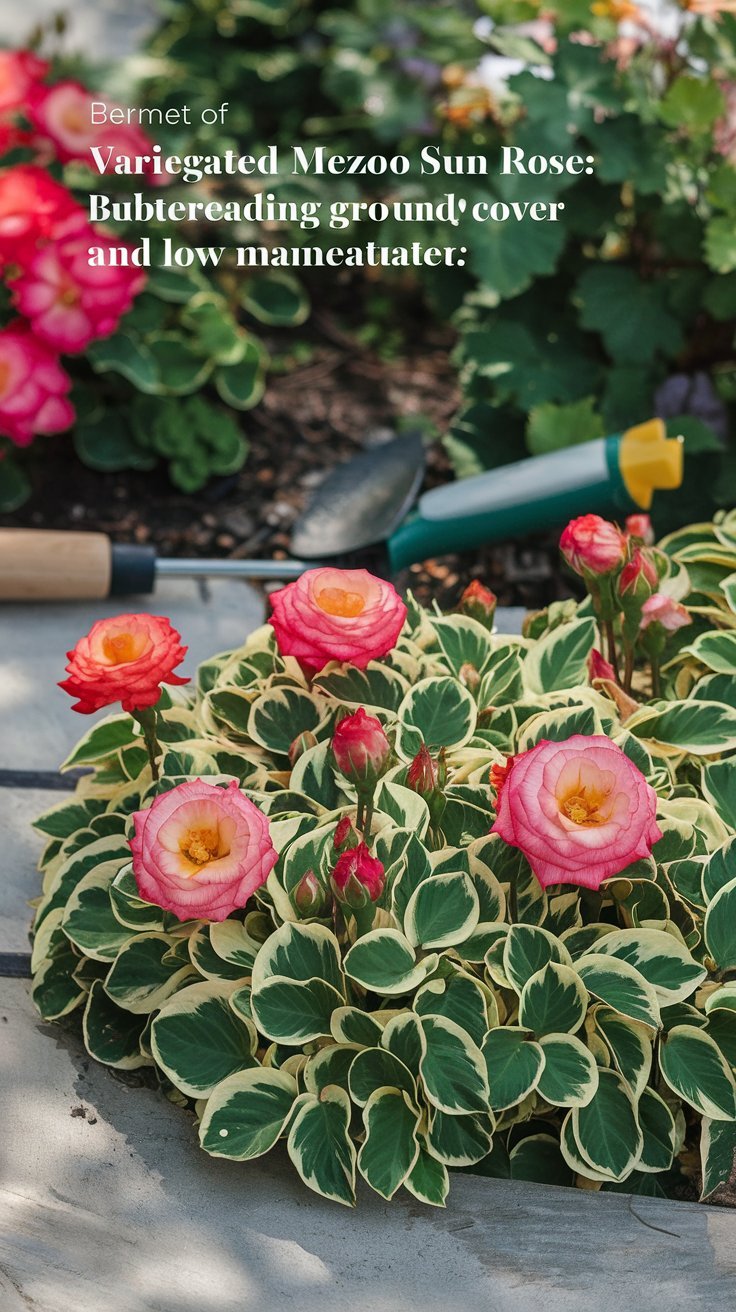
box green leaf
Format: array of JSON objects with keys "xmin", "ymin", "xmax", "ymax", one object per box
[
  {"xmin": 536, "ymin": 1033, "xmax": 599, "ymax": 1108},
  {"xmin": 151, "ymin": 980, "xmax": 257, "ymax": 1097},
  {"xmin": 523, "ymin": 618, "xmax": 596, "ymax": 694},
  {"xmin": 248, "ymin": 686, "xmax": 323, "ymax": 754},
  {"xmin": 577, "ymin": 954, "xmax": 661, "ymax": 1029},
  {"xmin": 518, "ymin": 961, "xmax": 589, "ymax": 1036},
  {"xmin": 703, "ymin": 838, "xmax": 736, "ymax": 902},
  {"xmin": 62, "ymin": 866, "xmax": 133, "ymax": 962},
  {"xmin": 199, "ymin": 1067, "xmax": 297, "ymax": 1160},
  {"xmin": 660, "ymin": 75, "xmax": 725, "ymax": 134},
  {"xmin": 405, "ymin": 1146, "xmax": 449, "ymax": 1206},
  {"xmin": 509, "ymin": 1134, "xmax": 573, "ymax": 1187},
  {"xmin": 414, "ymin": 975, "xmax": 489, "ymax": 1047},
  {"xmin": 251, "ymin": 976, "xmax": 344, "ymax": 1044},
  {"xmin": 348, "ymin": 1047, "xmax": 416, "ymax": 1106},
  {"xmin": 74, "ymin": 412, "xmax": 156, "ymax": 473},
  {"xmin": 462, "ymin": 204, "xmax": 566, "ymax": 302},
  {"xmin": 330, "ymin": 1005, "xmax": 384, "ymax": 1046},
  {"xmin": 430, "ymin": 616, "xmax": 494, "ymax": 678},
  {"xmin": 628, "ymin": 700, "xmax": 736, "ymax": 755},
  {"xmin": 404, "ymin": 872, "xmax": 479, "ymax": 950},
  {"xmin": 381, "ymin": 1012, "xmax": 425, "ymax": 1077},
  {"xmin": 702, "ymin": 759, "xmax": 736, "ymax": 830},
  {"xmin": 588, "ymin": 928, "xmax": 706, "ymax": 1005},
  {"xmin": 660, "ymin": 1025, "xmax": 736, "ymax": 1120},
  {"xmin": 594, "ymin": 1006, "xmax": 652, "ymax": 1100},
  {"xmin": 700, "ymin": 1118, "xmax": 736, "ymax": 1199},
  {"xmin": 242, "ymin": 272, "xmax": 309, "ymax": 326},
  {"xmin": 419, "ymin": 1015, "xmax": 490, "ymax": 1115},
  {"xmin": 60, "ymin": 715, "xmax": 137, "ymax": 770},
  {"xmin": 397, "ymin": 677, "xmax": 477, "ymax": 758},
  {"xmin": 686, "ymin": 631, "xmax": 736, "ymax": 675},
  {"xmin": 251, "ymin": 922, "xmax": 343, "ymax": 993},
  {"xmin": 214, "ymin": 346, "xmax": 266, "ymax": 411},
  {"xmin": 358, "ymin": 1088, "xmax": 420, "ymax": 1199},
  {"xmin": 286, "ymin": 1085, "xmax": 356, "ymax": 1206},
  {"xmin": 104, "ymin": 933, "xmax": 195, "ymax": 1013},
  {"xmin": 503, "ymin": 924, "xmax": 573, "ymax": 993},
  {"xmin": 572, "ymin": 1069, "xmax": 642, "ymax": 1182},
  {"xmin": 87, "ymin": 333, "xmax": 160, "ymax": 392},
  {"xmin": 426, "ymin": 1109, "xmax": 494, "ymax": 1166},
  {"xmin": 576, "ymin": 266, "xmax": 683, "ymax": 365},
  {"xmin": 482, "ymin": 1027, "xmax": 545, "ymax": 1111},
  {"xmin": 83, "ymin": 979, "xmax": 148, "ymax": 1069},
  {"xmin": 705, "ymin": 877, "xmax": 736, "ymax": 972},
  {"xmin": 637, "ymin": 1088, "xmax": 676, "ymax": 1173},
  {"xmin": 147, "ymin": 332, "xmax": 213, "ymax": 395},
  {"xmin": 32, "ymin": 939, "xmax": 85, "ymax": 1022},
  {"xmin": 526, "ymin": 398, "xmax": 604, "ymax": 457},
  {"xmin": 344, "ymin": 930, "xmax": 438, "ymax": 996}
]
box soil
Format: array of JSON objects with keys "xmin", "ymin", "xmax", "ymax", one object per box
[{"xmin": 0, "ymin": 296, "xmax": 575, "ymax": 613}]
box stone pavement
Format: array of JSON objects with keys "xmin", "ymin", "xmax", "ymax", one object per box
[{"xmin": 1, "ymin": 585, "xmax": 735, "ymax": 1312}]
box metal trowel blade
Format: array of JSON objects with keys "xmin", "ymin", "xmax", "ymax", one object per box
[{"xmin": 290, "ymin": 431, "xmax": 426, "ymax": 559}]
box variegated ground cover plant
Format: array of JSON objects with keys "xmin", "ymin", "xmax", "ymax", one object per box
[{"xmin": 30, "ymin": 511, "xmax": 736, "ymax": 1208}]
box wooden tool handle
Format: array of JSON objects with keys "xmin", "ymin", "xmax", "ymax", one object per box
[{"xmin": 0, "ymin": 529, "xmax": 112, "ymax": 601}]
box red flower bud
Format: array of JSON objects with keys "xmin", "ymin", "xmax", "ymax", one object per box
[
  {"xmin": 489, "ymin": 757, "xmax": 514, "ymax": 804},
  {"xmin": 587, "ymin": 648, "xmax": 616, "ymax": 684},
  {"xmin": 560, "ymin": 515, "xmax": 627, "ymax": 577},
  {"xmin": 292, "ymin": 870, "xmax": 328, "ymax": 916},
  {"xmin": 619, "ymin": 548, "xmax": 657, "ymax": 599},
  {"xmin": 407, "ymin": 744, "xmax": 448, "ymax": 828},
  {"xmin": 459, "ymin": 580, "xmax": 497, "ymax": 629},
  {"xmin": 288, "ymin": 730, "xmax": 318, "ymax": 768},
  {"xmin": 334, "ymin": 815, "xmax": 358, "ymax": 851},
  {"xmin": 625, "ymin": 514, "xmax": 655, "ymax": 546},
  {"xmin": 459, "ymin": 662, "xmax": 481, "ymax": 692},
  {"xmin": 332, "ymin": 842, "xmax": 385, "ymax": 904},
  {"xmin": 331, "ymin": 707, "xmax": 391, "ymax": 788}
]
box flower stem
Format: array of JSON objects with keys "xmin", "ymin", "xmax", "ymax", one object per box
[
  {"xmin": 623, "ymin": 642, "xmax": 635, "ymax": 696},
  {"xmin": 134, "ymin": 708, "xmax": 161, "ymax": 781},
  {"xmin": 603, "ymin": 621, "xmax": 621, "ymax": 685},
  {"xmin": 651, "ymin": 656, "xmax": 662, "ymax": 699},
  {"xmin": 362, "ymin": 796, "xmax": 375, "ymax": 845}
]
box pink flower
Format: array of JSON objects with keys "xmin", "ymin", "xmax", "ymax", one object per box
[
  {"xmin": 619, "ymin": 547, "xmax": 658, "ymax": 597},
  {"xmin": 0, "ymin": 320, "xmax": 74, "ymax": 447},
  {"xmin": 270, "ymin": 567, "xmax": 407, "ymax": 671},
  {"xmin": 334, "ymin": 816, "xmax": 356, "ymax": 851},
  {"xmin": 459, "ymin": 579, "xmax": 497, "ymax": 628},
  {"xmin": 332, "ymin": 707, "xmax": 391, "ymax": 785},
  {"xmin": 639, "ymin": 594, "xmax": 691, "ymax": 634},
  {"xmin": 625, "ymin": 513, "xmax": 655, "ymax": 546},
  {"xmin": 60, "ymin": 612, "xmax": 188, "ymax": 713},
  {"xmin": 130, "ymin": 778, "xmax": 278, "ymax": 923},
  {"xmin": 11, "ymin": 215, "xmax": 145, "ymax": 352},
  {"xmin": 0, "ymin": 50, "xmax": 49, "ymax": 116},
  {"xmin": 587, "ymin": 648, "xmax": 616, "ymax": 684},
  {"xmin": 0, "ymin": 165, "xmax": 83, "ymax": 270},
  {"xmin": 332, "ymin": 842, "xmax": 385, "ymax": 903},
  {"xmin": 27, "ymin": 80, "xmax": 155, "ymax": 168},
  {"xmin": 491, "ymin": 734, "xmax": 662, "ymax": 890},
  {"xmin": 560, "ymin": 514, "xmax": 627, "ymax": 576}
]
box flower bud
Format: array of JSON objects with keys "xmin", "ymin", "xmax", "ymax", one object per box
[
  {"xmin": 619, "ymin": 548, "xmax": 657, "ymax": 602},
  {"xmin": 408, "ymin": 744, "xmax": 448, "ymax": 830},
  {"xmin": 292, "ymin": 870, "xmax": 329, "ymax": 917},
  {"xmin": 639, "ymin": 593, "xmax": 691, "ymax": 635},
  {"xmin": 587, "ymin": 648, "xmax": 616, "ymax": 685},
  {"xmin": 331, "ymin": 707, "xmax": 391, "ymax": 789},
  {"xmin": 334, "ymin": 815, "xmax": 359, "ymax": 852},
  {"xmin": 288, "ymin": 730, "xmax": 318, "ymax": 768},
  {"xmin": 459, "ymin": 580, "xmax": 497, "ymax": 629},
  {"xmin": 459, "ymin": 661, "xmax": 481, "ymax": 692},
  {"xmin": 625, "ymin": 513, "xmax": 655, "ymax": 546},
  {"xmin": 331, "ymin": 842, "xmax": 385, "ymax": 905},
  {"xmin": 560, "ymin": 514, "xmax": 627, "ymax": 577}
]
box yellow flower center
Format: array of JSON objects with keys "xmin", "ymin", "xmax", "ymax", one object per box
[
  {"xmin": 315, "ymin": 586, "xmax": 366, "ymax": 618},
  {"xmin": 102, "ymin": 631, "xmax": 147, "ymax": 665},
  {"xmin": 61, "ymin": 104, "xmax": 88, "ymax": 135},
  {"xmin": 560, "ymin": 787, "xmax": 608, "ymax": 827},
  {"xmin": 179, "ymin": 826, "xmax": 226, "ymax": 867}
]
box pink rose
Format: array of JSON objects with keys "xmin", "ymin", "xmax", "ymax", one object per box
[
  {"xmin": 332, "ymin": 707, "xmax": 391, "ymax": 785},
  {"xmin": 332, "ymin": 842, "xmax": 385, "ymax": 903},
  {"xmin": 0, "ymin": 50, "xmax": 49, "ymax": 116},
  {"xmin": 625, "ymin": 513, "xmax": 655, "ymax": 546},
  {"xmin": 491, "ymin": 734, "xmax": 662, "ymax": 890},
  {"xmin": 269, "ymin": 567, "xmax": 407, "ymax": 671},
  {"xmin": 27, "ymin": 81, "xmax": 156, "ymax": 169},
  {"xmin": 60, "ymin": 612, "xmax": 188, "ymax": 713},
  {"xmin": 0, "ymin": 320, "xmax": 74, "ymax": 447},
  {"xmin": 0, "ymin": 165, "xmax": 83, "ymax": 270},
  {"xmin": 639, "ymin": 593, "xmax": 691, "ymax": 634},
  {"xmin": 130, "ymin": 778, "xmax": 278, "ymax": 923},
  {"xmin": 560, "ymin": 514, "xmax": 627, "ymax": 576},
  {"xmin": 11, "ymin": 214, "xmax": 145, "ymax": 353}
]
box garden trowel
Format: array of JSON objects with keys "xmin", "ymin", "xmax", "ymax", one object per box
[{"xmin": 0, "ymin": 419, "xmax": 683, "ymax": 600}]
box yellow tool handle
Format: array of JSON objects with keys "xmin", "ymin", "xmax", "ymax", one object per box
[{"xmin": 0, "ymin": 529, "xmax": 112, "ymax": 601}]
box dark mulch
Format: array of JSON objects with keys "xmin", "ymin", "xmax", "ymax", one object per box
[{"xmin": 0, "ymin": 301, "xmax": 574, "ymax": 613}]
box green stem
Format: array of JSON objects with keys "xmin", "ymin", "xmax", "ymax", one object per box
[
  {"xmin": 362, "ymin": 796, "xmax": 375, "ymax": 845},
  {"xmin": 623, "ymin": 642, "xmax": 635, "ymax": 696},
  {"xmin": 355, "ymin": 795, "xmax": 365, "ymax": 830},
  {"xmin": 651, "ymin": 656, "xmax": 662, "ymax": 699},
  {"xmin": 134, "ymin": 708, "xmax": 161, "ymax": 782},
  {"xmin": 603, "ymin": 620, "xmax": 621, "ymax": 685}
]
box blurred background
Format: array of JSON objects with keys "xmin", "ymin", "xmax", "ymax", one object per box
[{"xmin": 0, "ymin": 0, "xmax": 734, "ymax": 609}]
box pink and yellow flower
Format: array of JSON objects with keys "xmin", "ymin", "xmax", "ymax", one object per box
[
  {"xmin": 0, "ymin": 320, "xmax": 74, "ymax": 447},
  {"xmin": 0, "ymin": 165, "xmax": 83, "ymax": 271},
  {"xmin": 130, "ymin": 778, "xmax": 278, "ymax": 922},
  {"xmin": 60, "ymin": 612, "xmax": 188, "ymax": 714},
  {"xmin": 640, "ymin": 593, "xmax": 691, "ymax": 634},
  {"xmin": 270, "ymin": 567, "xmax": 407, "ymax": 671},
  {"xmin": 491, "ymin": 734, "xmax": 662, "ymax": 890},
  {"xmin": 26, "ymin": 80, "xmax": 158, "ymax": 171}
]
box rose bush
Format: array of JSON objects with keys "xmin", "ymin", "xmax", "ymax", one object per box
[{"xmin": 30, "ymin": 517, "xmax": 736, "ymax": 1209}]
